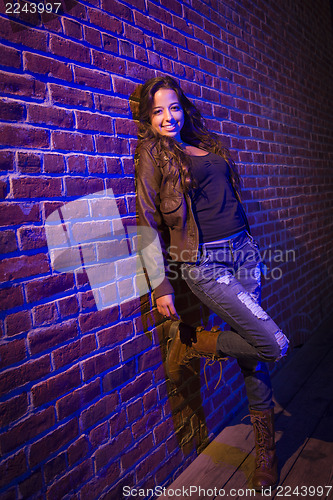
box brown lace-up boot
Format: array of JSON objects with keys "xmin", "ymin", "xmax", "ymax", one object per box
[
  {"xmin": 166, "ymin": 323, "xmax": 227, "ymax": 386},
  {"xmin": 250, "ymin": 408, "xmax": 278, "ymax": 490}
]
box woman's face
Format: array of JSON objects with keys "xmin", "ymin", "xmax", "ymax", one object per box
[{"xmin": 150, "ymin": 88, "xmax": 184, "ymax": 142}]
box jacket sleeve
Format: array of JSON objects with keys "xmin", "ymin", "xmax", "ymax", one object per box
[{"xmin": 135, "ymin": 145, "xmax": 175, "ymax": 300}]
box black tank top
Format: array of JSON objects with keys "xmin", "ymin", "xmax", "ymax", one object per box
[{"xmin": 189, "ymin": 152, "xmax": 247, "ymax": 243}]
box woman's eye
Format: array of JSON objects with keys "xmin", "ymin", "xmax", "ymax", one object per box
[
  {"xmin": 153, "ymin": 110, "xmax": 162, "ymax": 115},
  {"xmin": 171, "ymin": 106, "xmax": 180, "ymax": 111}
]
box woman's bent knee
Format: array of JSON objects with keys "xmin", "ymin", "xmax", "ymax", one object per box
[{"xmin": 261, "ymin": 329, "xmax": 289, "ymax": 361}]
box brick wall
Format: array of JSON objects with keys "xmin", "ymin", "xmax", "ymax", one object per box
[{"xmin": 1, "ymin": 0, "xmax": 333, "ymax": 498}]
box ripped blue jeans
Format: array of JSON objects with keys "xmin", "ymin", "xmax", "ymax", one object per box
[{"xmin": 181, "ymin": 230, "xmax": 289, "ymax": 411}]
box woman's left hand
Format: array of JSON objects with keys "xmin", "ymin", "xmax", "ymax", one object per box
[{"xmin": 156, "ymin": 294, "xmax": 180, "ymax": 320}]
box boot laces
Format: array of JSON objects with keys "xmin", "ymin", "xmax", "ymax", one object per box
[
  {"xmin": 242, "ymin": 414, "xmax": 272, "ymax": 468},
  {"xmin": 184, "ymin": 348, "xmax": 225, "ymax": 390}
]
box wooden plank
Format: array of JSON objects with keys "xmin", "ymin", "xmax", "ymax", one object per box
[
  {"xmin": 216, "ymin": 343, "xmax": 333, "ymax": 499},
  {"xmin": 274, "ymin": 402, "xmax": 333, "ymax": 500},
  {"xmin": 161, "ymin": 319, "xmax": 333, "ymax": 500}
]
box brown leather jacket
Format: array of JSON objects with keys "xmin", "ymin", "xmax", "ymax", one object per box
[{"xmin": 135, "ymin": 142, "xmax": 199, "ymax": 299}]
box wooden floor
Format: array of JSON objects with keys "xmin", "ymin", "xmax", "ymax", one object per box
[{"xmin": 162, "ymin": 316, "xmax": 333, "ymax": 500}]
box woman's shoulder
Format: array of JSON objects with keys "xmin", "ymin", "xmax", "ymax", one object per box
[{"xmin": 136, "ymin": 138, "xmax": 159, "ymax": 158}]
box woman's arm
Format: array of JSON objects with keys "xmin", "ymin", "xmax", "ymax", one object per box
[{"xmin": 135, "ymin": 145, "xmax": 179, "ymax": 318}]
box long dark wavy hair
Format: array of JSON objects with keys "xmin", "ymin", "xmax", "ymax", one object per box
[{"xmin": 136, "ymin": 76, "xmax": 241, "ymax": 198}]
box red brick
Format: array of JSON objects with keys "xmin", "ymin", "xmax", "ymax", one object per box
[
  {"xmin": 53, "ymin": 334, "xmax": 96, "ymax": 370},
  {"xmin": 94, "ymin": 428, "xmax": 132, "ymax": 471},
  {"xmin": 82, "ymin": 348, "xmax": 120, "ymax": 381},
  {"xmin": 65, "ymin": 176, "xmax": 104, "ymax": 197},
  {"xmin": 43, "ymin": 453, "xmax": 67, "ymax": 484},
  {"xmin": 75, "ymin": 110, "xmax": 113, "ymax": 134},
  {"xmin": 80, "ymin": 393, "xmax": 119, "ymax": 431},
  {"xmin": 105, "ymin": 177, "xmax": 134, "ymax": 195},
  {"xmin": 91, "ymin": 50, "xmax": 126, "ymax": 74},
  {"xmin": 102, "ymin": 0, "xmax": 133, "ymax": 20},
  {"xmin": 67, "ymin": 155, "xmax": 86, "ymax": 174},
  {"xmin": 97, "ymin": 321, "xmax": 133, "ymax": 347},
  {"xmin": 32, "ymin": 364, "xmax": 81, "ymax": 407},
  {"xmin": 132, "ymin": 408, "xmax": 162, "ymax": 439},
  {"xmin": 102, "ymin": 33, "xmax": 118, "ymax": 53},
  {"xmin": 121, "ymin": 434, "xmax": 154, "ymax": 470},
  {"xmin": 25, "ymin": 273, "xmax": 74, "ymax": 303},
  {"xmin": 0, "ymin": 17, "xmax": 47, "ymax": 50},
  {"xmin": 123, "ymin": 23, "xmax": 144, "ymax": 44},
  {"xmin": 17, "ymin": 152, "xmax": 41, "ymax": 173},
  {"xmin": 17, "ymin": 225, "xmax": 46, "ymax": 251},
  {"xmin": 147, "ymin": 0, "xmax": 172, "ymax": 23},
  {"xmin": 0, "ymin": 338, "xmax": 26, "ymax": 369},
  {"xmin": 79, "ymin": 306, "xmax": 119, "ymax": 334},
  {"xmin": 160, "ymin": 0, "xmax": 183, "ymax": 14},
  {"xmin": 87, "ymin": 156, "xmax": 105, "ymax": 174},
  {"xmin": 63, "ymin": 18, "xmax": 82, "ymax": 39},
  {"xmin": 88, "ymin": 421, "xmax": 109, "ymax": 449},
  {"xmin": 18, "ymin": 469, "xmax": 43, "ymax": 499},
  {"xmin": 108, "ymin": 407, "xmax": 126, "ymax": 436},
  {"xmin": 83, "ymin": 25, "xmax": 102, "ymax": 47},
  {"xmin": 0, "ymin": 124, "xmax": 49, "ymax": 149},
  {"xmin": 50, "ymin": 83, "xmax": 93, "ymax": 108},
  {"xmin": 114, "ymin": 117, "xmax": 137, "ymax": 136},
  {"xmin": 0, "ymin": 229, "xmax": 17, "ymax": 253},
  {"xmin": 50, "ymin": 34, "xmax": 90, "ymax": 63},
  {"xmin": 120, "ymin": 373, "xmax": 152, "ymax": 403},
  {"xmin": 51, "ymin": 131, "xmax": 94, "ymax": 152},
  {"xmin": 56, "ymin": 379, "xmax": 100, "ymax": 420},
  {"xmin": 122, "ymin": 334, "xmax": 151, "ymax": 362},
  {"xmin": 0, "ymin": 407, "xmax": 55, "ymax": 454},
  {"xmin": 47, "ymin": 460, "xmax": 93, "ymax": 500},
  {"xmin": 0, "ymin": 44, "xmax": 21, "ymax": 68},
  {"xmin": 43, "ymin": 153, "xmax": 65, "ymax": 173},
  {"xmin": 0, "ymin": 393, "xmax": 28, "ymax": 427},
  {"xmin": 28, "ymin": 103, "xmax": 74, "ymax": 128},
  {"xmin": 142, "ymin": 388, "xmax": 158, "ymax": 412},
  {"xmin": 0, "ymin": 202, "xmax": 39, "ymax": 227},
  {"xmin": 11, "ymin": 177, "xmax": 62, "ymax": 199},
  {"xmin": 32, "ymin": 301, "xmax": 58, "ymax": 326},
  {"xmin": 29, "ymin": 418, "xmax": 79, "ymax": 468},
  {"xmin": 153, "ymin": 418, "xmax": 174, "ymax": 445},
  {"xmin": 133, "ymin": 11, "xmax": 162, "ymax": 36},
  {"xmin": 94, "ymin": 94, "xmax": 129, "ymax": 115},
  {"xmin": 0, "ymin": 150, "xmax": 14, "ymax": 171},
  {"xmin": 0, "ymin": 71, "xmax": 46, "ymax": 99},
  {"xmin": 80, "ymin": 462, "xmax": 121, "ymax": 500},
  {"xmin": 87, "ymin": 8, "xmax": 122, "ymax": 34},
  {"xmin": 58, "ymin": 294, "xmax": 79, "ymax": 318},
  {"xmin": 0, "ymin": 253, "xmax": 49, "ymax": 282},
  {"xmin": 68, "ymin": 435, "xmax": 89, "ymax": 466},
  {"xmin": 112, "ymin": 76, "xmax": 137, "ymax": 96},
  {"xmin": 4, "ymin": 309, "xmax": 31, "ymax": 335},
  {"xmin": 0, "ymin": 355, "xmax": 50, "ymax": 397},
  {"xmin": 0, "ymin": 100, "xmax": 25, "ymax": 122},
  {"xmin": 23, "ymin": 52, "xmax": 72, "ymax": 81},
  {"xmin": 136, "ymin": 445, "xmax": 166, "ymax": 483},
  {"xmin": 0, "ymin": 450, "xmax": 27, "ymax": 489},
  {"xmin": 102, "ymin": 359, "xmax": 136, "ymax": 393},
  {"xmin": 74, "ymin": 66, "xmax": 111, "ymax": 91},
  {"xmin": 28, "ymin": 318, "xmax": 78, "ymax": 355}
]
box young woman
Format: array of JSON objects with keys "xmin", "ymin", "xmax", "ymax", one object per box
[{"xmin": 135, "ymin": 76, "xmax": 289, "ymax": 490}]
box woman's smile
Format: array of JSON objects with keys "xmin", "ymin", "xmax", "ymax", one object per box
[{"xmin": 150, "ymin": 88, "xmax": 184, "ymax": 141}]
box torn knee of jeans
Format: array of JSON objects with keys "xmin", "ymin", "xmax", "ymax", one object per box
[
  {"xmin": 236, "ymin": 291, "xmax": 269, "ymax": 320},
  {"xmin": 274, "ymin": 329, "xmax": 289, "ymax": 360},
  {"xmin": 216, "ymin": 274, "xmax": 231, "ymax": 285}
]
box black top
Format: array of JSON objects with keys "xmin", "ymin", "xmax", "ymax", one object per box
[{"xmin": 189, "ymin": 152, "xmax": 247, "ymax": 242}]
